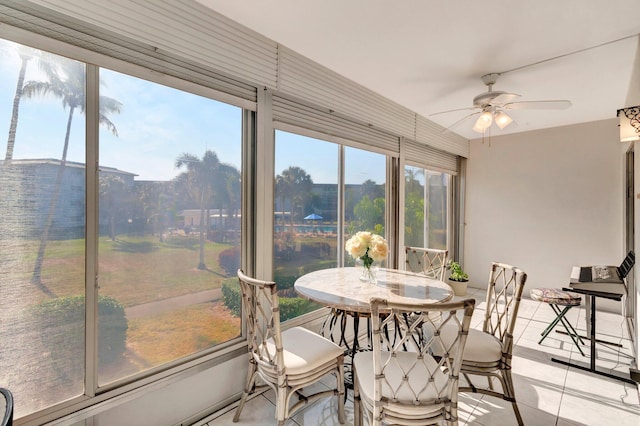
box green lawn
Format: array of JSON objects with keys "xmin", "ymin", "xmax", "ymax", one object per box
[
  {"xmin": 273, "ymin": 233, "xmax": 339, "ymax": 276},
  {"xmin": 7, "ymin": 233, "xmax": 242, "ymax": 386},
  {"xmin": 126, "ymin": 302, "xmax": 241, "ymax": 367},
  {"xmin": 7, "ymin": 231, "xmax": 339, "ymax": 386},
  {"xmin": 34, "ymin": 234, "xmax": 234, "ymax": 307}
]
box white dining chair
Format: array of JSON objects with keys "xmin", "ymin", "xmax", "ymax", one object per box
[
  {"xmin": 233, "ymin": 270, "xmax": 346, "ymax": 425},
  {"xmin": 405, "ymin": 247, "xmax": 450, "ymax": 324},
  {"xmin": 405, "ymin": 246, "xmax": 449, "ymax": 280},
  {"xmin": 353, "ymin": 297, "xmax": 475, "ymax": 426},
  {"xmin": 433, "ymin": 262, "xmax": 527, "ymax": 425}
]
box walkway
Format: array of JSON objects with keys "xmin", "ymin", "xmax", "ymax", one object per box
[{"xmin": 125, "ymin": 288, "xmax": 223, "ymax": 320}]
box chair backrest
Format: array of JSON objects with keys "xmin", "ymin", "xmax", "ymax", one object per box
[
  {"xmin": 368, "ymin": 297, "xmax": 475, "ymax": 421},
  {"xmin": 1, "ymin": 387, "xmax": 13, "ymax": 426},
  {"xmin": 404, "ymin": 246, "xmax": 449, "ymax": 280},
  {"xmin": 237, "ymin": 269, "xmax": 285, "ymax": 375},
  {"xmin": 618, "ymin": 250, "xmax": 635, "ymax": 278},
  {"xmin": 483, "ymin": 262, "xmax": 527, "ymax": 350}
]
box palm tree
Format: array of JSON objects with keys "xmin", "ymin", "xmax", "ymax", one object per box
[
  {"xmin": 24, "ymin": 56, "xmax": 122, "ymax": 285},
  {"xmin": 99, "ymin": 175, "xmax": 127, "ymax": 241},
  {"xmin": 404, "ymin": 167, "xmax": 424, "ymax": 195},
  {"xmin": 275, "ymin": 173, "xmax": 290, "ymax": 226},
  {"xmin": 136, "ymin": 181, "xmax": 174, "ymax": 239},
  {"xmin": 1, "ymin": 40, "xmax": 39, "ymax": 162},
  {"xmin": 361, "ymin": 179, "xmax": 384, "ymax": 200},
  {"xmin": 275, "ymin": 166, "xmax": 313, "ymax": 226},
  {"xmin": 213, "ymin": 163, "xmax": 241, "ymax": 231},
  {"xmin": 175, "ymin": 150, "xmax": 221, "ymax": 270}
]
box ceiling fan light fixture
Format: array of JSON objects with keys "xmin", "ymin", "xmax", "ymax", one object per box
[
  {"xmin": 473, "ymin": 110, "xmax": 493, "ymax": 133},
  {"xmin": 472, "ymin": 122, "xmax": 486, "ymax": 133},
  {"xmin": 495, "ymin": 110, "xmax": 513, "ymax": 129}
]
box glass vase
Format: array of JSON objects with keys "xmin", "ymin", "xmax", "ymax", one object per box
[{"xmin": 359, "ymin": 265, "xmax": 377, "ymax": 284}]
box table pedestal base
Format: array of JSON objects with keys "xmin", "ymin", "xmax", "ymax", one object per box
[{"xmin": 321, "ymin": 309, "xmax": 371, "ymax": 389}]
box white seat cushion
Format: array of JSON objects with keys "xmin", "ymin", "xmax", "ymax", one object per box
[
  {"xmin": 462, "ymin": 328, "xmax": 503, "ymax": 363},
  {"xmin": 264, "ymin": 327, "xmax": 343, "ymax": 375},
  {"xmin": 353, "ymin": 350, "xmax": 448, "ymax": 411},
  {"xmin": 431, "ymin": 324, "xmax": 502, "ymax": 364}
]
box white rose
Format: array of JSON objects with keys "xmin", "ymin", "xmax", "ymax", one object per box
[
  {"xmin": 346, "ymin": 234, "xmax": 367, "ymax": 258},
  {"xmin": 368, "ymin": 236, "xmax": 388, "ymax": 262},
  {"xmin": 355, "ymin": 231, "xmax": 372, "ymax": 246}
]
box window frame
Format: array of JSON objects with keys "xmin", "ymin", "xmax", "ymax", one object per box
[
  {"xmin": 268, "ymin": 126, "xmax": 400, "ymax": 323},
  {"xmin": 0, "ymin": 27, "xmax": 256, "ymax": 422},
  {"xmin": 399, "ymin": 166, "xmax": 459, "ymax": 267}
]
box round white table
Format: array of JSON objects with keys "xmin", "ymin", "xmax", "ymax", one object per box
[
  {"xmin": 295, "ymin": 267, "xmax": 454, "ymax": 388},
  {"xmin": 294, "ymin": 266, "xmax": 454, "ymax": 313}
]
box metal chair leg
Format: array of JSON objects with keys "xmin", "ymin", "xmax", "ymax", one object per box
[
  {"xmin": 539, "ymin": 304, "xmax": 585, "ymax": 356},
  {"xmin": 539, "ymin": 305, "xmax": 568, "ymax": 340},
  {"xmin": 553, "ymin": 306, "xmax": 586, "ymax": 356}
]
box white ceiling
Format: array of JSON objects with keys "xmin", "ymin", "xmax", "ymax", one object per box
[{"xmin": 197, "ymin": 0, "xmax": 640, "ymax": 140}]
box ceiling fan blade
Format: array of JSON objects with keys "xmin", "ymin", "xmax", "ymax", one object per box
[
  {"xmin": 490, "ymin": 92, "xmax": 520, "ymax": 105},
  {"xmin": 504, "ymin": 100, "xmax": 572, "ymax": 110},
  {"xmin": 429, "ymin": 106, "xmax": 477, "ymax": 116},
  {"xmin": 441, "ymin": 111, "xmax": 481, "ymax": 133}
]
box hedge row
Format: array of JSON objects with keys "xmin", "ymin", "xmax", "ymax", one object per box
[
  {"xmin": 31, "ymin": 294, "xmax": 128, "ymax": 378},
  {"xmin": 221, "ymin": 277, "xmax": 317, "ymax": 322},
  {"xmin": 221, "ymin": 278, "xmax": 242, "ymax": 317}
]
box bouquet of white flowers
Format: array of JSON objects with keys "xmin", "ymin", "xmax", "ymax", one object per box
[{"xmin": 345, "ymin": 231, "xmax": 388, "ymax": 269}]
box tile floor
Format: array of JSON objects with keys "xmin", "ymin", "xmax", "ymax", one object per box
[{"xmin": 194, "ymin": 287, "xmax": 640, "ymax": 425}]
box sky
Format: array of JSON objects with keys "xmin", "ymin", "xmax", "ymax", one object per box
[
  {"xmin": 275, "ymin": 131, "xmax": 386, "ymax": 185},
  {"xmin": 0, "ymin": 39, "xmax": 385, "ymax": 185}
]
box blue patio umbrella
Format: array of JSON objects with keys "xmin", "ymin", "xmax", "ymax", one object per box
[{"xmin": 304, "ymin": 213, "xmax": 323, "ymax": 220}]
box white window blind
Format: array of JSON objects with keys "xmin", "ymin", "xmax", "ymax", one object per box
[
  {"xmin": 416, "ymin": 115, "xmax": 469, "ymax": 158},
  {"xmin": 272, "ymin": 94, "xmax": 400, "ymax": 155},
  {"xmin": 403, "ymin": 138, "xmax": 459, "ymax": 175},
  {"xmin": 0, "ymin": 0, "xmax": 260, "ymax": 103},
  {"xmin": 278, "ymin": 45, "xmax": 416, "ymax": 141}
]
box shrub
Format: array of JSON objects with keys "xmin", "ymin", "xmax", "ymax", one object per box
[
  {"xmin": 279, "ymin": 297, "xmax": 318, "ymax": 322},
  {"xmin": 32, "ymin": 294, "xmax": 128, "ymax": 376},
  {"xmin": 222, "ymin": 278, "xmax": 317, "ymax": 321},
  {"xmin": 97, "ymin": 295, "xmax": 128, "ymax": 364},
  {"xmin": 221, "ymin": 278, "xmax": 241, "ymax": 317},
  {"xmin": 218, "ymin": 246, "xmax": 240, "ymax": 275},
  {"xmin": 273, "ymin": 274, "xmax": 296, "ymax": 291}
]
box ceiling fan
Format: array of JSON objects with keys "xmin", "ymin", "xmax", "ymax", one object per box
[{"xmin": 431, "ymin": 73, "xmax": 572, "ymax": 134}]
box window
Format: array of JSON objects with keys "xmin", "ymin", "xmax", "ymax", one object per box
[
  {"xmin": 0, "ymin": 39, "xmax": 244, "ymax": 417},
  {"xmin": 273, "ymin": 131, "xmax": 388, "ymax": 320},
  {"xmin": 97, "ymin": 69, "xmax": 243, "ymax": 385},
  {"xmin": 344, "ymin": 146, "xmax": 387, "ymax": 265},
  {"xmin": 404, "ymin": 166, "xmax": 450, "ymax": 250},
  {"xmin": 0, "ymin": 40, "xmax": 87, "ymax": 415},
  {"xmin": 273, "ymin": 131, "xmax": 338, "ymax": 318}
]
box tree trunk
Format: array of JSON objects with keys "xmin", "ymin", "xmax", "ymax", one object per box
[
  {"xmin": 197, "ymin": 186, "xmax": 206, "ymax": 270},
  {"xmin": 109, "ymin": 213, "xmax": 116, "ymax": 241},
  {"xmin": 32, "ymin": 106, "xmax": 75, "ymax": 289},
  {"xmin": 5, "ymin": 55, "xmax": 29, "ymax": 162},
  {"xmin": 280, "ymin": 195, "xmax": 286, "ymax": 227}
]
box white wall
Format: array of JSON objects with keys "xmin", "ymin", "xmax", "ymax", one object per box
[
  {"xmin": 465, "ymin": 118, "xmax": 627, "ymax": 312},
  {"xmin": 94, "ymin": 357, "xmax": 246, "ymax": 426}
]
